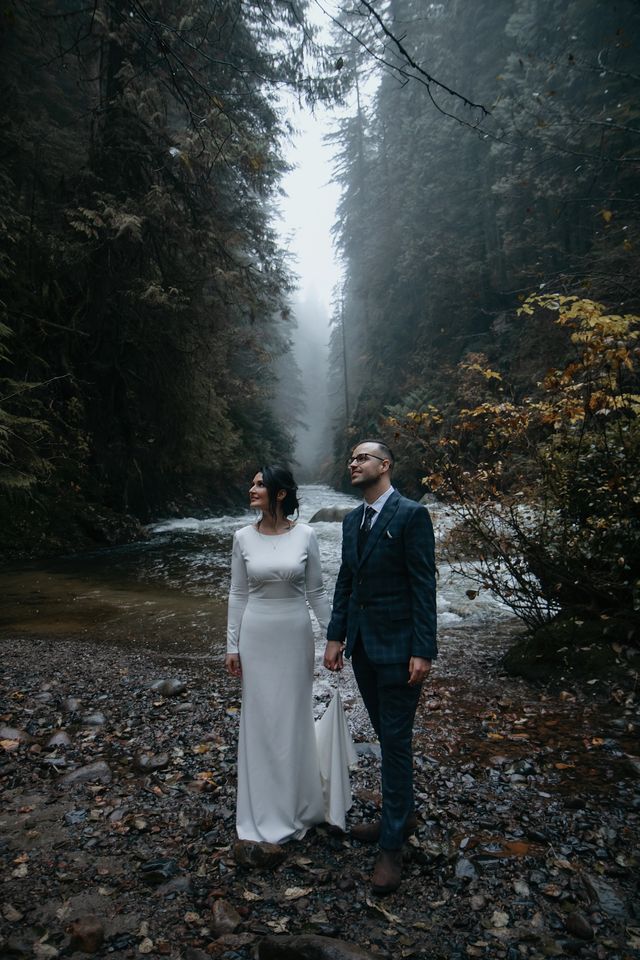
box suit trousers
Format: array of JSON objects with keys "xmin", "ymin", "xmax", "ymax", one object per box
[{"xmin": 351, "ymin": 638, "xmax": 422, "ymax": 850}]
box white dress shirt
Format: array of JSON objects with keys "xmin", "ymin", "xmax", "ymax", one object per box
[{"xmin": 360, "ymin": 486, "xmax": 395, "ymax": 528}]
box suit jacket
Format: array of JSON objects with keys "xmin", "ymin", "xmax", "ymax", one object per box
[{"xmin": 327, "ymin": 490, "xmax": 437, "ymax": 664}]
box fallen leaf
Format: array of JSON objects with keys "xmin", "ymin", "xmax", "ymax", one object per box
[
  {"xmin": 366, "ymin": 896, "xmax": 401, "ymax": 923},
  {"xmin": 266, "ymin": 918, "xmax": 289, "ymax": 933},
  {"xmin": 283, "ymin": 887, "xmax": 312, "ymax": 900}
]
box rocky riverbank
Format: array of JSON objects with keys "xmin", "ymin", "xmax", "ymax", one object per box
[{"xmin": 1, "ymin": 624, "xmax": 639, "ymax": 960}]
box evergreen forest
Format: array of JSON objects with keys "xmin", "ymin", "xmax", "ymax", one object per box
[
  {"xmin": 326, "ymin": 0, "xmax": 640, "ymax": 643},
  {"xmin": 0, "ymin": 0, "xmax": 330, "ymax": 554},
  {"xmin": 1, "ymin": 0, "xmax": 639, "ymax": 643}
]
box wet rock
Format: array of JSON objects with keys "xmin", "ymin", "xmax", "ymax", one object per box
[
  {"xmin": 34, "ymin": 691, "xmax": 54, "ymax": 703},
  {"xmin": 132, "ymin": 752, "xmax": 170, "ymax": 773},
  {"xmin": 60, "ymin": 761, "xmax": 112, "ymax": 786},
  {"xmin": 234, "ymin": 840, "xmax": 287, "ymax": 870},
  {"xmin": 32, "ymin": 942, "xmax": 59, "ymax": 959},
  {"xmin": 625, "ymin": 754, "xmax": 640, "ymax": 777},
  {"xmin": 82, "ymin": 711, "xmax": 107, "ymax": 726},
  {"xmin": 564, "ymin": 912, "xmax": 594, "ymax": 941},
  {"xmin": 150, "ymin": 679, "xmax": 186, "ymax": 697},
  {"xmin": 1, "ymin": 934, "xmax": 33, "ymax": 956},
  {"xmin": 454, "ymin": 858, "xmax": 477, "ymax": 880},
  {"xmin": 258, "ymin": 934, "xmax": 376, "ymax": 959},
  {"xmin": 581, "ymin": 873, "xmax": 628, "ymax": 919},
  {"xmin": 2, "ymin": 904, "xmax": 24, "ymax": 922},
  {"xmin": 64, "ymin": 809, "xmax": 88, "ymax": 826},
  {"xmin": 211, "ymin": 899, "xmax": 242, "ymax": 936},
  {"xmin": 68, "ymin": 916, "xmax": 105, "ymax": 953},
  {"xmin": 45, "ymin": 730, "xmax": 72, "ymax": 750},
  {"xmin": 309, "ymin": 507, "xmax": 352, "ymax": 523},
  {"xmin": 0, "ymin": 726, "xmax": 33, "ymax": 743},
  {"xmin": 139, "ymin": 859, "xmax": 179, "ymax": 885},
  {"xmin": 156, "ymin": 874, "xmax": 192, "ymax": 897},
  {"xmin": 216, "ymin": 933, "xmax": 256, "ymax": 951},
  {"xmin": 62, "ymin": 697, "xmax": 82, "ymax": 713}
]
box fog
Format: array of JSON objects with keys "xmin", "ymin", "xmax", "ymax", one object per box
[{"xmin": 290, "ymin": 289, "xmax": 333, "ymax": 479}]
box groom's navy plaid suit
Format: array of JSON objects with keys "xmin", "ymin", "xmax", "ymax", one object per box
[{"xmin": 327, "ymin": 490, "xmax": 437, "ymax": 849}]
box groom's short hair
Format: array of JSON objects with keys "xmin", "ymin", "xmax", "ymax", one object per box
[{"xmin": 355, "ymin": 438, "xmax": 395, "ymax": 467}]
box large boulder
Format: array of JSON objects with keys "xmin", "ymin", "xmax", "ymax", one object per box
[
  {"xmin": 258, "ymin": 935, "xmax": 376, "ymax": 960},
  {"xmin": 309, "ymin": 507, "xmax": 352, "ymax": 523}
]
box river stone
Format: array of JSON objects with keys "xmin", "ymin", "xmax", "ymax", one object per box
[
  {"xmin": 0, "ymin": 725, "xmax": 33, "ymax": 743},
  {"xmin": 233, "ymin": 840, "xmax": 287, "ymax": 869},
  {"xmin": 63, "ymin": 697, "xmax": 82, "ymax": 713},
  {"xmin": 82, "ymin": 711, "xmax": 107, "ymax": 726},
  {"xmin": 139, "ymin": 858, "xmax": 179, "ymax": 885},
  {"xmin": 133, "ymin": 752, "xmax": 170, "ymax": 773},
  {"xmin": 68, "ymin": 916, "xmax": 105, "ymax": 953},
  {"xmin": 46, "ymin": 730, "xmax": 72, "ymax": 749},
  {"xmin": 309, "ymin": 507, "xmax": 352, "ymax": 523},
  {"xmin": 60, "ymin": 761, "xmax": 112, "ymax": 787},
  {"xmin": 210, "ymin": 899, "xmax": 242, "ymax": 936},
  {"xmin": 564, "ymin": 911, "xmax": 594, "ymax": 941},
  {"xmin": 581, "ymin": 873, "xmax": 628, "ymax": 919},
  {"xmin": 455, "ymin": 858, "xmax": 477, "ymax": 880},
  {"xmin": 258, "ymin": 934, "xmax": 377, "ymax": 959},
  {"xmin": 150, "ymin": 679, "xmax": 186, "ymax": 697}
]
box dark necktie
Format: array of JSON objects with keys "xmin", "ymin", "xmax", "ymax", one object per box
[{"xmin": 357, "ymin": 506, "xmax": 376, "ymax": 556}]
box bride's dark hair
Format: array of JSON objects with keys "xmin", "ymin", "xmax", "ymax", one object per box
[{"xmin": 260, "ymin": 465, "xmax": 299, "ymax": 521}]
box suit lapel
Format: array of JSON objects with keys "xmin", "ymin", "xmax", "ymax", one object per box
[
  {"xmin": 357, "ymin": 491, "xmax": 400, "ymax": 568},
  {"xmin": 345, "ymin": 508, "xmax": 362, "ymax": 571}
]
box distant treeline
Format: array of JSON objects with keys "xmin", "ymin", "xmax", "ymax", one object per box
[{"xmin": 326, "ymin": 0, "xmax": 640, "ymax": 495}]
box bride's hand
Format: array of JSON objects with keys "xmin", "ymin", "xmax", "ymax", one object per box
[{"xmin": 226, "ymin": 653, "xmax": 242, "ymax": 677}]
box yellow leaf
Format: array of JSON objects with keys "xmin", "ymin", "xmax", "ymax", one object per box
[{"xmin": 600, "ymin": 209, "xmax": 613, "ymax": 223}]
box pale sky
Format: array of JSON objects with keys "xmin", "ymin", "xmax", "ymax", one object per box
[{"xmin": 278, "ymin": 102, "xmax": 342, "ymax": 315}]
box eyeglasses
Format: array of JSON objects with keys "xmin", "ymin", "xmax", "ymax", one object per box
[{"xmin": 347, "ymin": 453, "xmax": 386, "ymax": 467}]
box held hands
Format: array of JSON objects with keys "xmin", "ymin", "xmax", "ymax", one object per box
[
  {"xmin": 226, "ymin": 653, "xmax": 242, "ymax": 678},
  {"xmin": 408, "ymin": 656, "xmax": 431, "ymax": 686},
  {"xmin": 323, "ymin": 641, "xmax": 344, "ymax": 672}
]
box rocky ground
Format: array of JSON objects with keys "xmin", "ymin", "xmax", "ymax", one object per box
[{"xmin": 1, "ymin": 624, "xmax": 639, "ymax": 960}]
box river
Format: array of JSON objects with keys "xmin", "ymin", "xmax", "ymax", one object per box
[{"xmin": 0, "ymin": 484, "xmax": 514, "ymax": 735}]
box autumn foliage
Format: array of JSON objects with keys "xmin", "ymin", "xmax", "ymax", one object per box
[{"xmin": 387, "ymin": 296, "xmax": 640, "ymax": 637}]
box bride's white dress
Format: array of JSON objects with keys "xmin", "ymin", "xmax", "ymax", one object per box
[{"xmin": 227, "ymin": 522, "xmax": 332, "ymax": 844}]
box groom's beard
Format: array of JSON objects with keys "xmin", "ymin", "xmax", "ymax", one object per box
[{"xmin": 351, "ymin": 473, "xmax": 378, "ymax": 490}]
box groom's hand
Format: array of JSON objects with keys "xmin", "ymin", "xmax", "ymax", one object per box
[
  {"xmin": 323, "ymin": 641, "xmax": 344, "ymax": 672},
  {"xmin": 408, "ymin": 656, "xmax": 431, "ymax": 685}
]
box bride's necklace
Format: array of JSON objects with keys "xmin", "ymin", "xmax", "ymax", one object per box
[{"xmin": 256, "ymin": 519, "xmax": 293, "ymax": 548}]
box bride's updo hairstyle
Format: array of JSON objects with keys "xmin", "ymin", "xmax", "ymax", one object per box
[{"xmin": 261, "ymin": 465, "xmax": 300, "ymax": 521}]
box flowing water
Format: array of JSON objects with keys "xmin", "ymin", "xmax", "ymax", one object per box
[
  {"xmin": 0, "ymin": 485, "xmax": 511, "ymax": 645},
  {"xmin": 0, "ymin": 485, "xmax": 513, "ymax": 732}
]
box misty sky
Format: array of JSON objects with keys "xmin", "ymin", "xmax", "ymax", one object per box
[{"xmin": 278, "ymin": 103, "xmax": 341, "ymax": 315}]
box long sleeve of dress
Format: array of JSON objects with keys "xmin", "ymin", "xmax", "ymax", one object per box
[
  {"xmin": 305, "ymin": 529, "xmax": 332, "ymax": 635},
  {"xmin": 227, "ymin": 532, "xmax": 249, "ymax": 654}
]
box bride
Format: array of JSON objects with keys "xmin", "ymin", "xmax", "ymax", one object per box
[{"xmin": 225, "ymin": 465, "xmax": 332, "ymax": 844}]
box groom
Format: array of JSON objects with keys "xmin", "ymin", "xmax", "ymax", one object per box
[{"xmin": 324, "ymin": 439, "xmax": 437, "ymax": 895}]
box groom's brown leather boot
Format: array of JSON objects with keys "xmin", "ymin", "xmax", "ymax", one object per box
[
  {"xmin": 351, "ymin": 813, "xmax": 418, "ymax": 843},
  {"xmin": 371, "ymin": 849, "xmax": 403, "ymax": 895}
]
